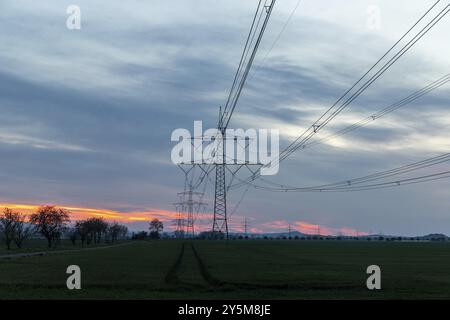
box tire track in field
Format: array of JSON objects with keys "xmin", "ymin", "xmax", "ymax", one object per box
[
  {"xmin": 164, "ymin": 242, "xmax": 186, "ymax": 284},
  {"xmin": 165, "ymin": 242, "xmax": 218, "ymax": 287},
  {"xmin": 190, "ymin": 243, "xmax": 223, "ymax": 287},
  {"xmin": 188, "ymin": 243, "xmax": 360, "ymax": 292}
]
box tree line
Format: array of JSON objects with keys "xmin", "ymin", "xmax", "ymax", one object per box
[
  {"xmin": 131, "ymin": 218, "xmax": 164, "ymax": 240},
  {"xmin": 0, "ymin": 206, "xmax": 128, "ymax": 250}
]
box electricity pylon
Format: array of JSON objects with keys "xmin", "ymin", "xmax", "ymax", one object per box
[
  {"xmin": 174, "ymin": 186, "xmax": 206, "ymax": 238},
  {"xmin": 176, "ymin": 0, "xmax": 275, "ymax": 240},
  {"xmin": 212, "ymin": 127, "xmax": 227, "ymax": 237},
  {"xmin": 173, "ymin": 204, "xmax": 186, "ymax": 239},
  {"xmin": 243, "ymin": 217, "xmax": 249, "ymax": 237},
  {"xmin": 211, "ymin": 1, "xmax": 275, "ymax": 239}
]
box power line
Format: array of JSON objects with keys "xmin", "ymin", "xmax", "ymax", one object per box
[
  {"xmin": 177, "ymin": 1, "xmax": 450, "ymax": 236},
  {"xmin": 190, "ymin": 1, "xmax": 276, "ymax": 195},
  {"xmin": 190, "ymin": 0, "xmax": 303, "ymax": 195},
  {"xmin": 238, "ymin": 169, "xmax": 450, "ymax": 192},
  {"xmin": 249, "ymin": 0, "xmax": 303, "ymax": 80},
  {"xmin": 178, "ymin": 1, "xmax": 277, "ymax": 239},
  {"xmin": 221, "ymin": 0, "xmax": 276, "ymax": 130},
  {"xmin": 315, "ymin": 170, "xmax": 450, "ymax": 192},
  {"xmin": 304, "ymin": 73, "xmax": 450, "ymax": 149},
  {"xmin": 229, "ymin": 182, "xmax": 252, "ymax": 219},
  {"xmin": 229, "ymin": 72, "xmax": 450, "ymax": 191},
  {"xmin": 234, "ymin": 1, "xmax": 450, "ymax": 189},
  {"xmin": 221, "ymin": 0, "xmax": 263, "ymax": 127},
  {"xmin": 231, "ymin": 151, "xmax": 450, "ymax": 192},
  {"xmin": 279, "ymin": 2, "xmax": 450, "ymax": 163}
]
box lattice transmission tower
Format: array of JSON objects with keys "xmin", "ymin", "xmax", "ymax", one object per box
[
  {"xmin": 175, "ymin": 0, "xmax": 276, "ymax": 240},
  {"xmin": 174, "ymin": 186, "xmax": 206, "ymax": 238}
]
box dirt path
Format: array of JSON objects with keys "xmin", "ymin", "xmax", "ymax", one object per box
[{"xmin": 0, "ymin": 242, "xmax": 134, "ymax": 260}]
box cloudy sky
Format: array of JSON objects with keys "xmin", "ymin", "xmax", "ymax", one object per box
[{"xmin": 1, "ymin": 0, "xmax": 449, "ymax": 235}]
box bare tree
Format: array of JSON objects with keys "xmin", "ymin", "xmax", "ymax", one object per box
[
  {"xmin": 0, "ymin": 208, "xmax": 18, "ymax": 250},
  {"xmin": 12, "ymin": 214, "xmax": 34, "ymax": 249},
  {"xmin": 86, "ymin": 218, "xmax": 108, "ymax": 244},
  {"xmin": 75, "ymin": 218, "xmax": 110, "ymax": 246},
  {"xmin": 30, "ymin": 206, "xmax": 70, "ymax": 248},
  {"xmin": 67, "ymin": 227, "xmax": 78, "ymax": 246},
  {"xmin": 120, "ymin": 225, "xmax": 128, "ymax": 240},
  {"xmin": 94, "ymin": 218, "xmax": 108, "ymax": 243},
  {"xmin": 108, "ymin": 222, "xmax": 119, "ymax": 242},
  {"xmin": 75, "ymin": 221, "xmax": 89, "ymax": 247},
  {"xmin": 108, "ymin": 222, "xmax": 128, "ymax": 242},
  {"xmin": 149, "ymin": 218, "xmax": 164, "ymax": 239}
]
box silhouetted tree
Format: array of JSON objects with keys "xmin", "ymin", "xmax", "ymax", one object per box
[
  {"xmin": 30, "ymin": 206, "xmax": 70, "ymax": 248},
  {"xmin": 108, "ymin": 222, "xmax": 128, "ymax": 242},
  {"xmin": 131, "ymin": 231, "xmax": 148, "ymax": 240},
  {"xmin": 75, "ymin": 221, "xmax": 89, "ymax": 246},
  {"xmin": 67, "ymin": 227, "xmax": 78, "ymax": 246},
  {"xmin": 0, "ymin": 208, "xmax": 34, "ymax": 249},
  {"xmin": 12, "ymin": 215, "xmax": 34, "ymax": 249},
  {"xmin": 174, "ymin": 230, "xmax": 185, "ymax": 239},
  {"xmin": 198, "ymin": 231, "xmax": 224, "ymax": 240},
  {"xmin": 0, "ymin": 208, "xmax": 20, "ymax": 250},
  {"xmin": 75, "ymin": 218, "xmax": 109, "ymax": 245},
  {"xmin": 149, "ymin": 219, "xmax": 164, "ymax": 239}
]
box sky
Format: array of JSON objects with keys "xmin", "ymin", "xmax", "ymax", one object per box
[{"xmin": 0, "ymin": 0, "xmax": 449, "ymax": 236}]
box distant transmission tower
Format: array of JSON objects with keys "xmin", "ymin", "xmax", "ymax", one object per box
[
  {"xmin": 243, "ymin": 217, "xmax": 249, "ymax": 237},
  {"xmin": 173, "ymin": 204, "xmax": 186, "ymax": 239},
  {"xmin": 174, "ymin": 186, "xmax": 206, "ymax": 238}
]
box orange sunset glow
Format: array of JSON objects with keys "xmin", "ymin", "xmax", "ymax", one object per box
[
  {"xmin": 0, "ymin": 202, "xmax": 367, "ymax": 235},
  {"xmin": 0, "ymin": 202, "xmax": 179, "ymax": 223}
]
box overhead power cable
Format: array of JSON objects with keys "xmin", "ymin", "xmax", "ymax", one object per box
[
  {"xmin": 304, "ymin": 73, "xmax": 450, "ymax": 149},
  {"xmin": 233, "ymin": 1, "xmax": 450, "ymax": 189},
  {"xmin": 230, "ymin": 151, "xmax": 450, "ymax": 192}
]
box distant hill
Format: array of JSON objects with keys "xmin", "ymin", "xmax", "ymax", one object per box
[
  {"xmin": 244, "ymin": 231, "xmax": 314, "ymax": 238},
  {"xmin": 418, "ymin": 234, "xmax": 448, "ymax": 241}
]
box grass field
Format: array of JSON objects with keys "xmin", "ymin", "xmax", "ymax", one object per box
[
  {"xmin": 1, "ymin": 240, "xmax": 450, "ymax": 299},
  {"xmin": 0, "ymin": 239, "xmax": 127, "ymax": 256}
]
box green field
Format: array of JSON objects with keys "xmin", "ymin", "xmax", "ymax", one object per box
[
  {"xmin": 1, "ymin": 240, "xmax": 450, "ymax": 299},
  {"xmin": 0, "ymin": 239, "xmax": 127, "ymax": 256}
]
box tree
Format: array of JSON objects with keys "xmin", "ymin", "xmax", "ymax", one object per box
[
  {"xmin": 108, "ymin": 222, "xmax": 128, "ymax": 242},
  {"xmin": 149, "ymin": 219, "xmax": 164, "ymax": 239},
  {"xmin": 74, "ymin": 218, "xmax": 109, "ymax": 246},
  {"xmin": 12, "ymin": 214, "xmax": 34, "ymax": 249},
  {"xmin": 0, "ymin": 208, "xmax": 20, "ymax": 250},
  {"xmin": 67, "ymin": 227, "xmax": 78, "ymax": 246},
  {"xmin": 30, "ymin": 206, "xmax": 70, "ymax": 248},
  {"xmin": 0, "ymin": 208, "xmax": 34, "ymax": 249},
  {"xmin": 198, "ymin": 231, "xmax": 224, "ymax": 240},
  {"xmin": 120, "ymin": 225, "xmax": 129, "ymax": 239},
  {"xmin": 75, "ymin": 221, "xmax": 89, "ymax": 247},
  {"xmin": 87, "ymin": 217, "xmax": 108, "ymax": 244},
  {"xmin": 131, "ymin": 231, "xmax": 148, "ymax": 240},
  {"xmin": 174, "ymin": 230, "xmax": 185, "ymax": 239}
]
